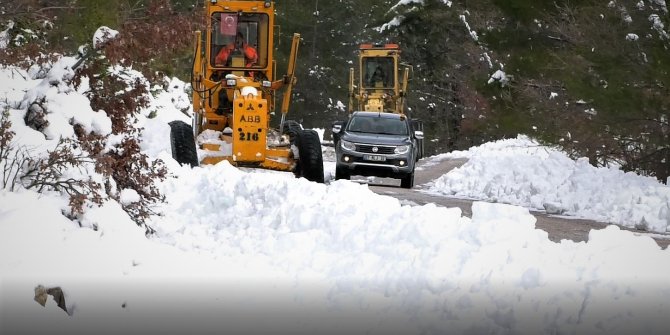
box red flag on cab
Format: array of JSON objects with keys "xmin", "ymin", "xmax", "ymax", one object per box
[{"xmin": 220, "ymin": 14, "xmax": 237, "ymax": 35}]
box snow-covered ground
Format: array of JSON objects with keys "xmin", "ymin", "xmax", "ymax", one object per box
[
  {"xmin": 2, "ymin": 53, "xmax": 670, "ymax": 335},
  {"xmin": 426, "ymin": 137, "xmax": 670, "ymax": 234}
]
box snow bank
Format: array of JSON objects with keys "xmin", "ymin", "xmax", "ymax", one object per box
[
  {"xmin": 13, "ymin": 56, "xmax": 114, "ymax": 141},
  {"xmin": 429, "ymin": 135, "xmax": 670, "ymax": 233},
  {"xmin": 3, "ymin": 161, "xmax": 670, "ymax": 334},
  {"xmin": 0, "ymin": 66, "xmax": 42, "ymax": 108},
  {"xmin": 141, "ymin": 161, "xmax": 670, "ymax": 334},
  {"xmin": 136, "ymin": 75, "xmax": 192, "ymax": 159}
]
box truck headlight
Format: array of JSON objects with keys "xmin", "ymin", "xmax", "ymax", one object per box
[
  {"xmin": 340, "ymin": 139, "xmax": 356, "ymax": 151},
  {"xmin": 395, "ymin": 145, "xmax": 410, "ymax": 154}
]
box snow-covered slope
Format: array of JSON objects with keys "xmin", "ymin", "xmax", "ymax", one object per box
[{"xmin": 1, "ymin": 54, "xmax": 670, "ymax": 335}]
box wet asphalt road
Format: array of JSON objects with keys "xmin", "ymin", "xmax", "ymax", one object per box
[{"xmin": 345, "ymin": 157, "xmax": 670, "ymax": 249}]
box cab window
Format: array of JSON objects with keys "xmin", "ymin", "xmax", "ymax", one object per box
[
  {"xmin": 210, "ymin": 12, "xmax": 269, "ymax": 69},
  {"xmin": 363, "ymin": 57, "xmax": 394, "ymax": 89}
]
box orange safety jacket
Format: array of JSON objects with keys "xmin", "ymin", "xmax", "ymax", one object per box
[{"xmin": 215, "ymin": 43, "xmax": 258, "ymax": 67}]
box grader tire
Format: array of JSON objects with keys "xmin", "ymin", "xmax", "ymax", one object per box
[
  {"xmin": 294, "ymin": 129, "xmax": 324, "ymax": 183},
  {"xmin": 169, "ymin": 120, "xmax": 199, "ymax": 167}
]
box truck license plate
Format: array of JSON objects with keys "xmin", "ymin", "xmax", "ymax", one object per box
[{"xmin": 363, "ymin": 154, "xmax": 386, "ymax": 162}]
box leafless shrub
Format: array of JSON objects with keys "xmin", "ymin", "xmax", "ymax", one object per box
[
  {"xmin": 2, "ymin": 109, "xmax": 106, "ymax": 213},
  {"xmin": 1, "ymin": 108, "xmax": 25, "ymax": 191},
  {"xmin": 21, "ymin": 138, "xmax": 105, "ymax": 217},
  {"xmin": 1, "ymin": 147, "xmax": 32, "ymax": 193}
]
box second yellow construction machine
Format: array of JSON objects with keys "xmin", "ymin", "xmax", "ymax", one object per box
[
  {"xmin": 347, "ymin": 43, "xmax": 410, "ymax": 114},
  {"xmin": 332, "ymin": 43, "xmax": 423, "ymax": 158},
  {"xmin": 169, "ymin": 0, "xmax": 324, "ymax": 183}
]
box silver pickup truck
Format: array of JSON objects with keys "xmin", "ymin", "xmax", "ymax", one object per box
[{"xmin": 332, "ymin": 111, "xmax": 424, "ymax": 188}]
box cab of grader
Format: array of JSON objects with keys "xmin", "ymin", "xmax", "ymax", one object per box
[{"xmin": 169, "ymin": 0, "xmax": 324, "ymax": 183}]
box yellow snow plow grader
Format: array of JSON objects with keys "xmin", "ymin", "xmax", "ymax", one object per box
[
  {"xmin": 169, "ymin": 0, "xmax": 324, "ymax": 183},
  {"xmin": 332, "ymin": 43, "xmax": 423, "ymax": 158},
  {"xmin": 348, "ymin": 43, "xmax": 410, "ymax": 114}
]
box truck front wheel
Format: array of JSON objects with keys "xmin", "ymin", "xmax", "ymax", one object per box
[{"xmin": 400, "ymin": 171, "xmax": 414, "ymax": 189}]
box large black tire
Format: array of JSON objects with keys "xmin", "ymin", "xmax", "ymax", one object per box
[
  {"xmin": 169, "ymin": 120, "xmax": 199, "ymax": 167},
  {"xmin": 294, "ymin": 129, "xmax": 324, "ymax": 183},
  {"xmin": 400, "ymin": 171, "xmax": 414, "ymax": 189},
  {"xmin": 335, "ymin": 166, "xmax": 350, "ymax": 180}
]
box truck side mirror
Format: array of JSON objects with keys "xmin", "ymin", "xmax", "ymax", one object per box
[
  {"xmin": 331, "ymin": 120, "xmax": 345, "ymax": 144},
  {"xmin": 414, "ymin": 130, "xmax": 424, "ymax": 140},
  {"xmin": 331, "ymin": 120, "xmax": 345, "ymax": 134}
]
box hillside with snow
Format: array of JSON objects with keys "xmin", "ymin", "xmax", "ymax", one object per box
[{"xmin": 1, "ymin": 44, "xmax": 670, "ymax": 335}]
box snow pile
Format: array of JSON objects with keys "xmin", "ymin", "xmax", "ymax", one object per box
[
  {"xmin": 0, "ymin": 190, "xmax": 228, "ymax": 334},
  {"xmin": 18, "ymin": 57, "xmax": 113, "ymax": 141},
  {"xmin": 429, "ymin": 135, "xmax": 670, "ymax": 233},
  {"xmin": 126, "ymin": 71, "xmax": 192, "ymax": 159},
  {"xmin": 487, "ymin": 69, "xmax": 510, "ymax": 86},
  {"xmin": 1, "ymin": 56, "xmax": 187, "ymax": 169},
  {"xmin": 92, "ymin": 26, "xmax": 119, "ymax": 49},
  {"xmin": 377, "ymin": 16, "xmax": 404, "ymax": 32},
  {"xmin": 3, "ymin": 159, "xmax": 670, "ymax": 334},
  {"xmin": 0, "ymin": 66, "xmax": 43, "ymax": 108},
  {"xmin": 626, "ymin": 33, "xmax": 640, "ymax": 41}
]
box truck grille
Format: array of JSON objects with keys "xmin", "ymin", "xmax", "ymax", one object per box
[{"xmin": 356, "ymin": 144, "xmax": 396, "ymax": 154}]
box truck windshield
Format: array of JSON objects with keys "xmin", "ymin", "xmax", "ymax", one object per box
[{"xmin": 347, "ymin": 116, "xmax": 408, "ymax": 135}]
